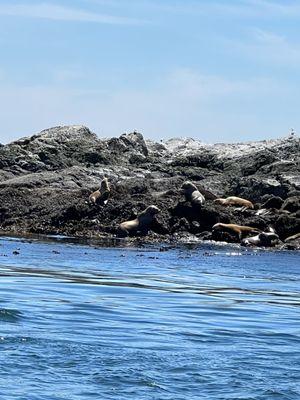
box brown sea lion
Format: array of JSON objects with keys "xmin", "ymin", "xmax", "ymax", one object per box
[
  {"xmin": 117, "ymin": 205, "xmax": 160, "ymax": 237},
  {"xmin": 214, "ymin": 196, "xmax": 254, "ymax": 209},
  {"xmin": 89, "ymin": 177, "xmax": 110, "ymax": 205},
  {"xmin": 212, "ymin": 223, "xmax": 260, "ymax": 240},
  {"xmin": 181, "ymin": 181, "xmax": 205, "ymax": 206},
  {"xmin": 284, "ymin": 233, "xmax": 300, "ymax": 242}
]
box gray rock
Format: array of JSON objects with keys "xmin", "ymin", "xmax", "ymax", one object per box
[
  {"xmin": 0, "ymin": 125, "xmax": 299, "ymax": 248},
  {"xmin": 281, "ymin": 196, "xmax": 300, "ymax": 213},
  {"xmin": 261, "ymin": 196, "xmax": 284, "ymax": 209}
]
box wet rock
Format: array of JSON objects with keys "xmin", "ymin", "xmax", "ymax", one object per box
[{"xmin": 211, "ymin": 230, "xmax": 239, "ymax": 243}]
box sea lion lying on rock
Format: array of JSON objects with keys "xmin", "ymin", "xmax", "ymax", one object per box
[
  {"xmin": 117, "ymin": 205, "xmax": 160, "ymax": 237},
  {"xmin": 181, "ymin": 181, "xmax": 205, "ymax": 207},
  {"xmin": 212, "ymin": 223, "xmax": 260, "ymax": 240},
  {"xmin": 214, "ymin": 196, "xmax": 254, "ymax": 209},
  {"xmin": 285, "ymin": 232, "xmax": 300, "ymax": 242},
  {"xmin": 242, "ymin": 231, "xmax": 280, "ymax": 247},
  {"xmin": 89, "ymin": 177, "xmax": 110, "ymax": 205},
  {"xmin": 282, "ymin": 232, "xmax": 300, "ymax": 250}
]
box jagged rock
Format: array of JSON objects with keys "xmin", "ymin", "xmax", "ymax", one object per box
[
  {"xmin": 261, "ymin": 196, "xmax": 284, "ymax": 209},
  {"xmin": 259, "ymin": 160, "xmax": 300, "ymax": 175},
  {"xmin": 120, "ymin": 131, "xmax": 149, "ymax": 156},
  {"xmin": 274, "ymin": 213, "xmax": 300, "ymax": 239},
  {"xmin": 288, "ymin": 190, "xmax": 300, "ymax": 197},
  {"xmin": 0, "ymin": 126, "xmax": 299, "ymax": 249},
  {"xmin": 281, "ymin": 196, "xmax": 300, "ymax": 213},
  {"xmin": 0, "ymin": 125, "xmax": 100, "ymax": 173},
  {"xmin": 189, "ymin": 221, "xmax": 202, "ymax": 234},
  {"xmin": 239, "ymin": 149, "xmax": 279, "ymax": 176},
  {"xmin": 211, "ymin": 230, "xmax": 239, "ymax": 243},
  {"xmin": 230, "ymin": 177, "xmax": 290, "ymax": 201}
]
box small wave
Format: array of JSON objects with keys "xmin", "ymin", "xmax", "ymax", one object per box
[{"xmin": 0, "ymin": 308, "xmax": 23, "ymax": 323}]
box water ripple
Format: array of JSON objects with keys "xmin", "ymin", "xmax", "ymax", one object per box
[{"xmin": 0, "ymin": 236, "xmax": 299, "ymax": 399}]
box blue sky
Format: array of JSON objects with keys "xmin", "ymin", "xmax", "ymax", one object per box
[{"xmin": 0, "ymin": 0, "xmax": 299, "ymax": 143}]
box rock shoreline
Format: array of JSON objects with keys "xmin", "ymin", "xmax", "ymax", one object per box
[{"xmin": 0, "ymin": 125, "xmax": 299, "ymax": 250}]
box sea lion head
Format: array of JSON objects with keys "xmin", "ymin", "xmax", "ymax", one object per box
[
  {"xmin": 144, "ymin": 205, "xmax": 160, "ymax": 216},
  {"xmin": 213, "ymin": 198, "xmax": 226, "ymax": 205},
  {"xmin": 181, "ymin": 181, "xmax": 198, "ymax": 194},
  {"xmin": 212, "ymin": 223, "xmax": 222, "ymax": 230},
  {"xmin": 100, "ymin": 177, "xmax": 110, "ymax": 191}
]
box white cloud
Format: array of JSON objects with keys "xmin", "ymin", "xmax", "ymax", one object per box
[
  {"xmin": 168, "ymin": 0, "xmax": 300, "ymax": 18},
  {"xmin": 247, "ymin": 0, "xmax": 300, "ymax": 17},
  {"xmin": 84, "ymin": 0, "xmax": 300, "ymax": 19},
  {"xmin": 225, "ymin": 28, "xmax": 300, "ymax": 66},
  {"xmin": 0, "ymin": 69, "xmax": 296, "ymax": 144},
  {"xmin": 0, "ymin": 3, "xmax": 144, "ymax": 25},
  {"xmin": 88, "ymin": 0, "xmax": 258, "ymax": 18},
  {"xmin": 253, "ymin": 28, "xmax": 300, "ymax": 63}
]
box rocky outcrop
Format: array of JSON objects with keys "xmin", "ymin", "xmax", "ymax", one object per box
[{"xmin": 0, "ymin": 125, "xmax": 299, "ymax": 248}]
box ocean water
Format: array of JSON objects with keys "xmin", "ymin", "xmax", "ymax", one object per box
[{"xmin": 0, "ymin": 235, "xmax": 299, "ymax": 400}]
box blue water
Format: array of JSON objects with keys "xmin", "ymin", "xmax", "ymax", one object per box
[{"xmin": 0, "ymin": 236, "xmax": 299, "ymax": 400}]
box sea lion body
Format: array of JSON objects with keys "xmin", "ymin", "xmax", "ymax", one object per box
[
  {"xmin": 212, "ymin": 223, "xmax": 260, "ymax": 240},
  {"xmin": 285, "ymin": 233, "xmax": 300, "ymax": 242},
  {"xmin": 242, "ymin": 231, "xmax": 279, "ymax": 247},
  {"xmin": 118, "ymin": 205, "xmax": 160, "ymax": 237},
  {"xmin": 182, "ymin": 181, "xmax": 205, "ymax": 206},
  {"xmin": 214, "ymin": 196, "xmax": 254, "ymax": 209},
  {"xmin": 89, "ymin": 178, "xmax": 110, "ymax": 205}
]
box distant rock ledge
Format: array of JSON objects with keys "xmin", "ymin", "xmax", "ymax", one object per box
[{"xmin": 0, "ymin": 125, "xmax": 299, "ymax": 249}]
